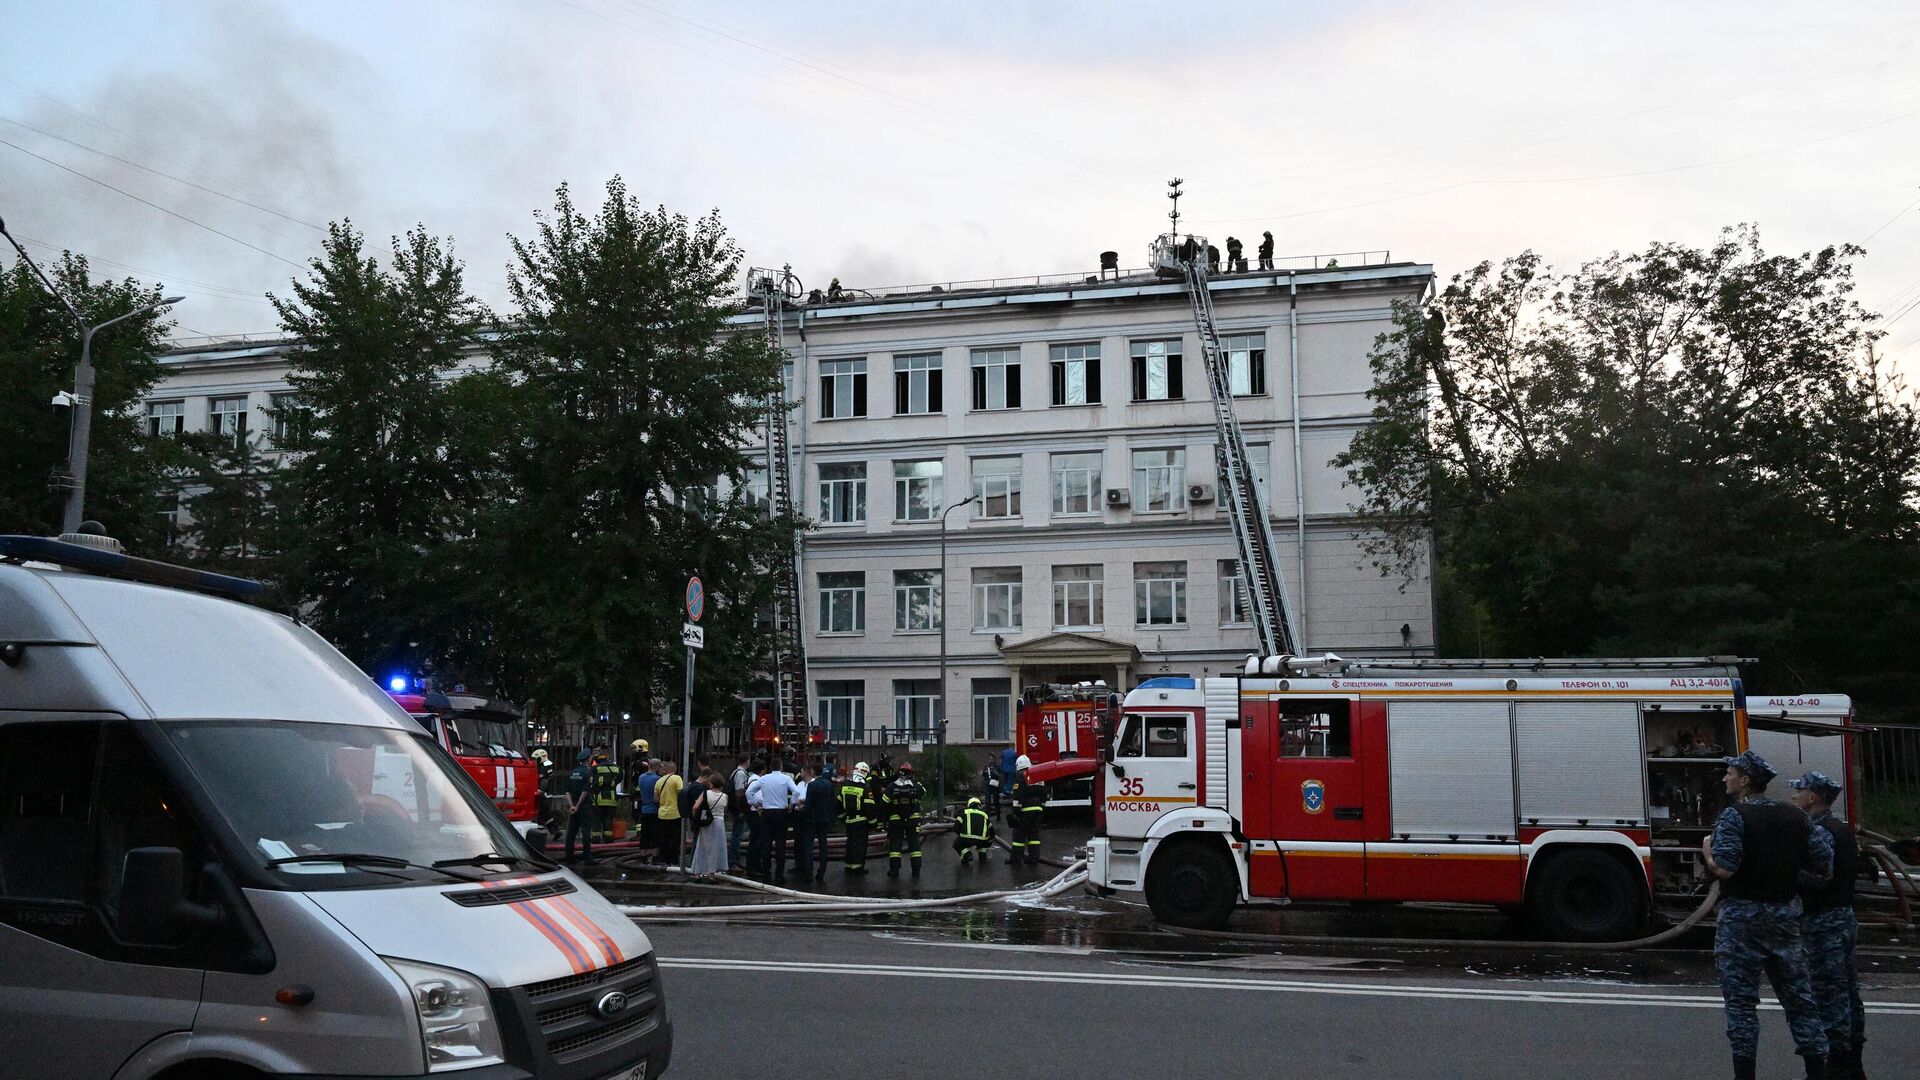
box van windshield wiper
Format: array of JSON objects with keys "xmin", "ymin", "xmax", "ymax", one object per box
[
  {"xmin": 268, "ymin": 852, "xmax": 410, "ymax": 868},
  {"xmin": 432, "ymin": 851, "xmax": 554, "ymax": 871},
  {"xmin": 268, "ymin": 852, "xmax": 482, "ymax": 881}
]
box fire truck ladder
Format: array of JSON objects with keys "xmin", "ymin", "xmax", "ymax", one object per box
[
  {"xmin": 752, "ymin": 267, "xmax": 810, "ymax": 753},
  {"xmin": 1156, "ymin": 233, "xmax": 1301, "ymax": 657}
]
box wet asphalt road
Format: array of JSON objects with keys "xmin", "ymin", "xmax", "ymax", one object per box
[{"xmin": 587, "ymin": 816, "xmax": 1920, "ymax": 1079}]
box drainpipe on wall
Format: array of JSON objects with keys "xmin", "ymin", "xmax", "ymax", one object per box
[{"xmin": 1288, "ymin": 274, "xmax": 1308, "ymax": 649}]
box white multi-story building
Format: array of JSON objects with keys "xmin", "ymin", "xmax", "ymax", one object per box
[{"xmin": 139, "ymin": 247, "xmax": 1435, "ymax": 751}]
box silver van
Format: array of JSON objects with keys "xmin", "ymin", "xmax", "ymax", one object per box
[{"xmin": 0, "ymin": 534, "xmax": 671, "ymax": 1079}]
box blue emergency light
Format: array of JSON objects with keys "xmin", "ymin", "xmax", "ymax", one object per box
[
  {"xmin": 389, "ymin": 675, "xmax": 409, "ymax": 693},
  {"xmin": 0, "ymin": 534, "xmax": 265, "ymax": 600}
]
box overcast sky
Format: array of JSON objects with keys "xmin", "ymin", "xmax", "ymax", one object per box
[{"xmin": 5, "ymin": 0, "xmax": 1919, "ymax": 373}]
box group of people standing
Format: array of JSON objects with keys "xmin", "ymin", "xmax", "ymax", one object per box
[{"xmin": 1703, "ymin": 751, "xmax": 1868, "ymax": 1080}]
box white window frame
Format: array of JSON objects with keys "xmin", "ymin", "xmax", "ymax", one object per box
[
  {"xmin": 1050, "ymin": 451, "xmax": 1102, "ymax": 516},
  {"xmin": 893, "ymin": 569, "xmax": 942, "ymax": 632},
  {"xmin": 972, "ymin": 678, "xmax": 1013, "ymax": 742},
  {"xmin": 893, "ymin": 460, "xmax": 943, "ymax": 522},
  {"xmin": 819, "ymin": 462, "xmax": 867, "ymax": 524},
  {"xmin": 970, "ymin": 347, "xmax": 1021, "ymax": 411},
  {"xmin": 208, "ymin": 395, "xmax": 248, "ymax": 442},
  {"xmin": 1052, "ymin": 564, "xmax": 1104, "ymax": 630},
  {"xmin": 267, "ymin": 392, "xmax": 298, "ymax": 447},
  {"xmin": 1049, "ymin": 342, "xmax": 1100, "ymax": 406},
  {"xmin": 893, "ymin": 353, "xmax": 942, "ymax": 416},
  {"xmin": 819, "ymin": 359, "xmax": 867, "ymax": 419},
  {"xmin": 146, "ymin": 400, "xmax": 185, "ymax": 438},
  {"xmin": 817, "ymin": 681, "xmax": 866, "ymax": 742},
  {"xmin": 1134, "ymin": 561, "xmax": 1189, "ymax": 627},
  {"xmin": 970, "ymin": 456, "xmax": 1021, "ymax": 520},
  {"xmin": 892, "ymin": 679, "xmax": 942, "ymax": 738},
  {"xmin": 1129, "ymin": 339, "xmax": 1183, "ymax": 402},
  {"xmin": 1219, "ymin": 559, "xmax": 1252, "ymax": 626},
  {"xmin": 972, "ymin": 567, "xmax": 1022, "ymax": 630},
  {"xmin": 819, "ymin": 572, "xmax": 866, "ymax": 634},
  {"xmin": 1131, "ymin": 448, "xmax": 1187, "ymax": 513},
  {"xmin": 1224, "ymin": 333, "xmax": 1267, "ymax": 396}
]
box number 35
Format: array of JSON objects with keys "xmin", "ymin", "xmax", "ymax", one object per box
[{"xmin": 1119, "ymin": 777, "xmax": 1144, "ymax": 797}]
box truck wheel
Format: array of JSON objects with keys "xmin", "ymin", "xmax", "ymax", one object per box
[
  {"xmin": 1145, "ymin": 842, "xmax": 1237, "ymax": 931},
  {"xmin": 1527, "ymin": 848, "xmax": 1646, "ymax": 942}
]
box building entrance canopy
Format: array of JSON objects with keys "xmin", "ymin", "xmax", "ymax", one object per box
[{"xmin": 997, "ymin": 632, "xmax": 1143, "ymax": 693}]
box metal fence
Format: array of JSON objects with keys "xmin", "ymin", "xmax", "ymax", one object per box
[{"xmin": 1858, "ymin": 724, "xmax": 1920, "ymax": 835}]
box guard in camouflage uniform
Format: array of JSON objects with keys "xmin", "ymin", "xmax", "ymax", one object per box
[
  {"xmin": 1701, "ymin": 750, "xmax": 1834, "ymax": 1080},
  {"xmin": 1790, "ymin": 771, "xmax": 1868, "ymax": 1079}
]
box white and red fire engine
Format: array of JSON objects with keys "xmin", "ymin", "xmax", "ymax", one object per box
[
  {"xmin": 388, "ymin": 689, "xmax": 539, "ymax": 828},
  {"xmin": 1017, "ymin": 683, "xmax": 1119, "ymax": 806},
  {"xmin": 1086, "ymin": 655, "xmax": 1856, "ymax": 939}
]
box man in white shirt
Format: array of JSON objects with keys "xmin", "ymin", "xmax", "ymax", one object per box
[{"xmin": 746, "ymin": 761, "xmax": 804, "ymax": 882}]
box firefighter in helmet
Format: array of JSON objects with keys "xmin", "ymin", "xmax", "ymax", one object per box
[
  {"xmin": 954, "ymin": 796, "xmax": 995, "ymax": 865},
  {"xmin": 1007, "ymin": 755, "xmax": 1046, "ymax": 866},
  {"xmin": 883, "ymin": 762, "xmax": 926, "ymax": 878},
  {"xmin": 591, "ymin": 745, "xmax": 622, "ymax": 843},
  {"xmin": 839, "ymin": 763, "xmax": 874, "ymax": 874}
]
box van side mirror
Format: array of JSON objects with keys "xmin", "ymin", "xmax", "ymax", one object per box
[
  {"xmin": 118, "ymin": 847, "xmax": 221, "ymax": 945},
  {"xmin": 523, "ymin": 827, "xmax": 550, "ymax": 852}
]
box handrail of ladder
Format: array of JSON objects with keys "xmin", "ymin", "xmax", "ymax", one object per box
[{"xmin": 1179, "ymin": 256, "xmax": 1301, "ymax": 656}]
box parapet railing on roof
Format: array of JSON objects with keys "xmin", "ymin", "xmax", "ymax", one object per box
[
  {"xmin": 746, "ymin": 250, "xmax": 1397, "ymax": 307},
  {"xmin": 161, "ymin": 331, "xmax": 291, "ymax": 352}
]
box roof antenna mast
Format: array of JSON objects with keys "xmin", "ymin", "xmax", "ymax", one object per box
[{"xmin": 1166, "ymin": 177, "xmax": 1183, "ymax": 242}]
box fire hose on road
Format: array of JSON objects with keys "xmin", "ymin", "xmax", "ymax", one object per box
[{"xmin": 616, "ymin": 859, "xmax": 1089, "ymax": 920}]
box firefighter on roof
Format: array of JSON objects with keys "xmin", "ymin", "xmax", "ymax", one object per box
[
  {"xmin": 1701, "ymin": 750, "xmax": 1833, "ymax": 1080},
  {"xmin": 883, "ymin": 762, "xmax": 925, "ymax": 878},
  {"xmin": 953, "ymin": 796, "xmax": 995, "ymax": 865},
  {"xmin": 1007, "ymin": 756, "xmax": 1045, "ymax": 866},
  {"xmin": 839, "ymin": 763, "xmax": 873, "ymax": 874},
  {"xmin": 1789, "ymin": 770, "xmax": 1868, "ymax": 1080}
]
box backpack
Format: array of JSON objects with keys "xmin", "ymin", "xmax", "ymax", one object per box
[
  {"xmin": 680, "ymin": 777, "xmax": 704, "ymax": 818},
  {"xmin": 689, "ymin": 789, "xmax": 716, "ymax": 829}
]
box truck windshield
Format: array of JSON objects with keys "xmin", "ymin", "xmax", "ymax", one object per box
[{"xmin": 161, "ymin": 720, "xmax": 535, "ymax": 887}]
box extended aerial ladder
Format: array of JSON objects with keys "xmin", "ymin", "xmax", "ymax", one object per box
[
  {"xmin": 749, "ymin": 266, "xmax": 812, "ymax": 756},
  {"xmin": 1151, "ymin": 181, "xmax": 1302, "ymax": 656}
]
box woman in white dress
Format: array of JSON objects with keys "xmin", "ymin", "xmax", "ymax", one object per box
[{"xmin": 690, "ymin": 774, "xmax": 729, "ymax": 877}]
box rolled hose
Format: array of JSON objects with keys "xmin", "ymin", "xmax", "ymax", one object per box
[
  {"xmin": 617, "ymin": 859, "xmax": 1089, "ymax": 919},
  {"xmin": 1161, "ymin": 881, "xmax": 1722, "ymax": 952}
]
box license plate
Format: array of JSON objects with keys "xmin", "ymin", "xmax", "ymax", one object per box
[{"xmin": 602, "ymin": 1064, "xmax": 646, "ymax": 1080}]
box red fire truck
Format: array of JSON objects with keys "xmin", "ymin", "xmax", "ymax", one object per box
[
  {"xmin": 388, "ymin": 689, "xmax": 540, "ymax": 829},
  {"xmin": 1086, "ymin": 655, "xmax": 1855, "ymax": 939},
  {"xmin": 1017, "ymin": 683, "xmax": 1119, "ymax": 806}
]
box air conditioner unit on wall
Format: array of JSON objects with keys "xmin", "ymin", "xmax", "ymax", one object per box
[
  {"xmin": 1105, "ymin": 488, "xmax": 1130, "ymax": 507},
  {"xmin": 1188, "ymin": 484, "xmax": 1213, "ymax": 504}
]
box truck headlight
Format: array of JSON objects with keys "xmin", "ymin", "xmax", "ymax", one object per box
[{"xmin": 384, "ymin": 957, "xmax": 505, "ymax": 1071}]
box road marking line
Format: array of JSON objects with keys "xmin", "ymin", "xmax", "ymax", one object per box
[{"xmin": 658, "ymin": 958, "xmax": 1920, "ymax": 1015}]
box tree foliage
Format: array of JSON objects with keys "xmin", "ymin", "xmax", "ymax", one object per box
[
  {"xmin": 0, "ymin": 253, "xmax": 186, "ymax": 546},
  {"xmin": 1336, "ymin": 226, "xmax": 1920, "ymax": 718},
  {"xmin": 478, "ymin": 178, "xmax": 793, "ymax": 724},
  {"xmin": 267, "ymin": 222, "xmax": 490, "ymax": 680}
]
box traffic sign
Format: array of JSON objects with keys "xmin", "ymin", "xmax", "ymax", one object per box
[
  {"xmin": 686, "ymin": 575, "xmax": 704, "ymax": 622},
  {"xmin": 682, "ymin": 622, "xmax": 704, "ymax": 650}
]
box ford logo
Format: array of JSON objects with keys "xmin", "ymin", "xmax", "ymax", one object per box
[{"xmin": 595, "ymin": 990, "xmax": 629, "ymax": 1019}]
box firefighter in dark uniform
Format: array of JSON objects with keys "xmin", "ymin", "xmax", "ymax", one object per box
[
  {"xmin": 839, "ymin": 763, "xmax": 874, "ymax": 874},
  {"xmin": 561, "ymin": 749, "xmax": 598, "ymax": 865},
  {"xmin": 1007, "ymin": 756, "xmax": 1046, "ymax": 866},
  {"xmin": 883, "ymin": 762, "xmax": 925, "ymax": 878},
  {"xmin": 1701, "ymin": 750, "xmax": 1834, "ymax": 1080},
  {"xmin": 953, "ymin": 796, "xmax": 995, "ymax": 865},
  {"xmin": 1790, "ymin": 771, "xmax": 1867, "ymax": 1079},
  {"xmin": 591, "ymin": 746, "xmax": 622, "ymax": 843}
]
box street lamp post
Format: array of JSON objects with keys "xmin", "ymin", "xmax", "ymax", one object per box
[
  {"xmin": 937, "ymin": 493, "xmax": 978, "ymax": 812},
  {"xmin": 2, "ymin": 216, "xmax": 181, "ymax": 533},
  {"xmin": 62, "ymin": 298, "xmax": 185, "ymax": 532}
]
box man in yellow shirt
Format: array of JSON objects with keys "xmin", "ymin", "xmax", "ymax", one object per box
[{"xmin": 653, "ymin": 762, "xmax": 686, "ymax": 865}]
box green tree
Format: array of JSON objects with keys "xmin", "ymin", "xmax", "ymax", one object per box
[
  {"xmin": 269, "ymin": 222, "xmax": 489, "ymax": 679},
  {"xmin": 481, "ymin": 178, "xmax": 794, "ymax": 727},
  {"xmin": 1336, "ymin": 226, "xmax": 1920, "ymax": 719},
  {"xmin": 0, "ymin": 252, "xmax": 186, "ymax": 546},
  {"xmin": 175, "ymin": 426, "xmax": 290, "ymax": 585}
]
